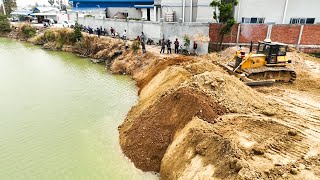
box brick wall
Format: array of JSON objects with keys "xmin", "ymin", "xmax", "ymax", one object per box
[
  {"xmin": 209, "ymin": 23, "xmax": 320, "ymax": 53},
  {"xmin": 271, "ymin": 25, "xmax": 300, "ymax": 44},
  {"xmin": 239, "ymin": 24, "xmax": 268, "ymax": 43},
  {"xmin": 301, "ymin": 25, "xmax": 320, "ymax": 45}
]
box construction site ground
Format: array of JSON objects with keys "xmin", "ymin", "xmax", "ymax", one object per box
[
  {"xmin": 115, "ymin": 45, "xmax": 320, "ymax": 179},
  {"xmin": 19, "ymin": 29, "xmax": 319, "ymax": 179}
]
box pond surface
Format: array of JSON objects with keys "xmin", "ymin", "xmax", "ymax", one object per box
[{"xmin": 0, "ymin": 38, "xmax": 157, "ymax": 180}]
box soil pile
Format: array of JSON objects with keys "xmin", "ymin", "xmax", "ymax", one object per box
[
  {"xmin": 119, "ymin": 54, "xmax": 278, "ymax": 173},
  {"xmin": 118, "ymin": 46, "xmax": 320, "ymax": 179},
  {"xmin": 161, "ymin": 115, "xmax": 314, "ymax": 180},
  {"xmin": 7, "ymin": 26, "xmax": 319, "ymax": 179},
  {"xmin": 119, "ymin": 87, "xmax": 227, "ymax": 172}
]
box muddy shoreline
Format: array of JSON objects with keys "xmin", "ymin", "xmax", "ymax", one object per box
[{"xmin": 4, "ymin": 27, "xmax": 320, "ymax": 179}]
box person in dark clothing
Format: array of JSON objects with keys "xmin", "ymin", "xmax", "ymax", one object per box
[
  {"xmin": 174, "ymin": 38, "xmax": 179, "ymax": 54},
  {"xmin": 167, "ymin": 39, "xmax": 172, "ymax": 54},
  {"xmin": 97, "ymin": 28, "xmax": 101, "ymax": 38},
  {"xmin": 160, "ymin": 39, "xmax": 166, "ymax": 54},
  {"xmin": 110, "ymin": 27, "xmax": 115, "ymax": 36},
  {"xmin": 193, "ymin": 41, "xmax": 198, "ymax": 54},
  {"xmin": 88, "ymin": 27, "xmax": 93, "ymax": 34},
  {"xmin": 141, "ymin": 41, "xmax": 146, "ymax": 54}
]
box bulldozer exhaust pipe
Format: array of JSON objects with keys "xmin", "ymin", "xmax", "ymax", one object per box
[{"xmin": 249, "ymin": 41, "xmax": 253, "ymax": 53}]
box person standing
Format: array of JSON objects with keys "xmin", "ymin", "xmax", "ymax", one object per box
[
  {"xmin": 167, "ymin": 39, "xmax": 172, "ymax": 54},
  {"xmin": 141, "ymin": 41, "xmax": 146, "ymax": 54},
  {"xmin": 122, "ymin": 30, "xmax": 127, "ymax": 40},
  {"xmin": 103, "ymin": 28, "xmax": 107, "ymax": 36},
  {"xmin": 97, "ymin": 27, "xmax": 101, "ymax": 38},
  {"xmin": 110, "ymin": 27, "xmax": 115, "ymax": 36},
  {"xmin": 140, "ymin": 32, "xmax": 145, "ymax": 42},
  {"xmin": 193, "ymin": 41, "xmax": 198, "ymax": 54},
  {"xmin": 174, "ymin": 38, "xmax": 179, "ymax": 54},
  {"xmin": 160, "ymin": 39, "xmax": 166, "ymax": 54}
]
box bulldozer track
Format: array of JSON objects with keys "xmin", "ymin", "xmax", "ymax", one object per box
[{"xmin": 244, "ymin": 66, "xmax": 297, "ymax": 83}]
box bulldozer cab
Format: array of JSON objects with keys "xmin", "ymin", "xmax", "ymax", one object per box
[{"xmin": 257, "ymin": 41, "xmax": 288, "ymax": 64}]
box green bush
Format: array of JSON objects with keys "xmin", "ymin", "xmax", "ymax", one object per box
[
  {"xmin": 71, "ymin": 23, "xmax": 82, "ymax": 43},
  {"xmin": 84, "ymin": 14, "xmax": 94, "ymax": 18},
  {"xmin": 44, "ymin": 30, "xmax": 56, "ymax": 42},
  {"xmin": 0, "ymin": 15, "xmax": 11, "ymax": 33},
  {"xmin": 131, "ymin": 40, "xmax": 140, "ymax": 52},
  {"xmin": 20, "ymin": 24, "xmax": 36, "ymax": 38},
  {"xmin": 183, "ymin": 35, "xmax": 190, "ymax": 48}
]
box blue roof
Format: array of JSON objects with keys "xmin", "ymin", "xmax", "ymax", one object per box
[
  {"xmin": 70, "ymin": 0, "xmax": 154, "ymax": 9},
  {"xmin": 134, "ymin": 5, "xmax": 154, "ymax": 8}
]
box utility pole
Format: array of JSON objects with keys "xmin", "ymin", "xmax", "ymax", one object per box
[
  {"xmin": 97, "ymin": 5, "xmax": 100, "ymax": 18},
  {"xmin": 1, "ymin": 0, "xmax": 6, "ymax": 15},
  {"xmin": 76, "ymin": 2, "xmax": 80, "ymax": 22}
]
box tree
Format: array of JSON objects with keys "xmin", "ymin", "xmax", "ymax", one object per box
[
  {"xmin": 68, "ymin": 1, "xmax": 73, "ymax": 8},
  {"xmin": 0, "ymin": 14, "xmax": 11, "ymax": 33},
  {"xmin": 210, "ymin": 0, "xmax": 238, "ymax": 50},
  {"xmin": 3, "ymin": 0, "xmax": 17, "ymax": 15},
  {"xmin": 48, "ymin": 0, "xmax": 54, "ymax": 6},
  {"xmin": 72, "ymin": 23, "xmax": 83, "ymax": 42},
  {"xmin": 0, "ymin": 6, "xmax": 4, "ymax": 15}
]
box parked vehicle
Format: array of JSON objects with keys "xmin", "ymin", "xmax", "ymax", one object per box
[
  {"xmin": 10, "ymin": 17, "xmax": 19, "ymax": 22},
  {"xmin": 43, "ymin": 19, "xmax": 55, "ymax": 25},
  {"xmin": 62, "ymin": 21, "xmax": 75, "ymax": 28}
]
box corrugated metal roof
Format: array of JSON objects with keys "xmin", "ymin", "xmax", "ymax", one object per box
[
  {"xmin": 10, "ymin": 10, "xmax": 32, "ymax": 16},
  {"xmin": 134, "ymin": 5, "xmax": 154, "ymax": 8}
]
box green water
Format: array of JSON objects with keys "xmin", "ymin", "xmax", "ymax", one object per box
[{"xmin": 0, "ymin": 38, "xmax": 157, "ymax": 180}]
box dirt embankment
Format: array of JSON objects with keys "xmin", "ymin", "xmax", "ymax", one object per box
[
  {"xmin": 117, "ymin": 46, "xmax": 320, "ymax": 179},
  {"xmin": 6, "ymin": 26, "xmax": 320, "ymax": 179}
]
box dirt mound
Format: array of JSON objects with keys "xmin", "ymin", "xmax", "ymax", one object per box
[
  {"xmin": 134, "ymin": 56, "xmax": 193, "ymax": 91},
  {"xmin": 119, "ymin": 87, "xmax": 227, "ymax": 172},
  {"xmin": 115, "ymin": 44, "xmax": 320, "ymax": 179},
  {"xmin": 161, "ymin": 114, "xmax": 312, "ymax": 179},
  {"xmin": 276, "ymin": 51, "xmax": 320, "ymax": 95},
  {"xmin": 184, "ymin": 71, "xmax": 277, "ymax": 115},
  {"xmin": 218, "ymin": 46, "xmax": 250, "ymax": 64},
  {"xmin": 111, "ymin": 51, "xmax": 155, "ymax": 75}
]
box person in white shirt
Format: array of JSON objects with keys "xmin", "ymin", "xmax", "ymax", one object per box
[{"xmin": 122, "ymin": 30, "xmax": 127, "ymax": 40}]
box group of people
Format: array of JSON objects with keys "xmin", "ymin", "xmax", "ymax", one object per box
[
  {"xmin": 160, "ymin": 38, "xmax": 198, "ymax": 54},
  {"xmin": 77, "ymin": 24, "xmax": 198, "ymax": 54},
  {"xmin": 135, "ymin": 32, "xmax": 146, "ymax": 53},
  {"xmin": 80, "ymin": 25, "xmax": 121, "ymax": 38}
]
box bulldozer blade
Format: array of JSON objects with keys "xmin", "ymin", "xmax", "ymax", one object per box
[{"xmin": 245, "ymin": 80, "xmax": 275, "ymax": 86}]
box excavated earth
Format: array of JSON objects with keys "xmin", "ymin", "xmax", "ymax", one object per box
[
  {"xmin": 115, "ymin": 47, "xmax": 320, "ymax": 179},
  {"xmin": 12, "ymin": 28, "xmax": 319, "ymax": 179}
]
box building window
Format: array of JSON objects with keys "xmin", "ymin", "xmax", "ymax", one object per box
[
  {"xmin": 242, "ymin": 17, "xmax": 265, "ymax": 24},
  {"xmin": 290, "ymin": 18, "xmax": 315, "ymax": 24},
  {"xmin": 122, "ymin": 12, "xmax": 128, "ymax": 18}
]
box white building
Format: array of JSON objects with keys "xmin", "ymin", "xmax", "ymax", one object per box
[
  {"xmin": 155, "ymin": 0, "xmax": 320, "ymax": 24},
  {"xmin": 155, "ymin": 0, "xmax": 214, "ymax": 23},
  {"xmin": 234, "ymin": 0, "xmax": 320, "ymax": 24}
]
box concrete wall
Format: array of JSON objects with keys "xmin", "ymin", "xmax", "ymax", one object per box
[
  {"xmin": 78, "ymin": 17, "xmax": 210, "ymax": 54},
  {"xmin": 235, "ymin": 0, "xmax": 320, "ymax": 24}
]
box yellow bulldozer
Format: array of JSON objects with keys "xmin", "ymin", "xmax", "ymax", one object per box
[{"xmin": 224, "ymin": 39, "xmax": 297, "ymax": 86}]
